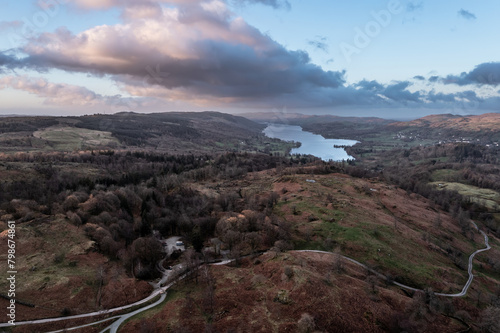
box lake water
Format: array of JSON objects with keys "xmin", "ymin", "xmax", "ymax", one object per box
[{"xmin": 263, "ymin": 124, "xmax": 358, "ymax": 161}]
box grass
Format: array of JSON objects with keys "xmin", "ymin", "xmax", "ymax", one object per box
[
  {"xmin": 431, "ymin": 169, "xmax": 461, "ymax": 182},
  {"xmin": 33, "ymin": 126, "xmax": 120, "ymax": 151},
  {"xmin": 0, "ymin": 218, "xmax": 99, "ymax": 301},
  {"xmin": 120, "ymin": 293, "xmax": 168, "ymax": 327},
  {"xmin": 275, "ymin": 174, "xmax": 473, "ymax": 290},
  {"xmin": 430, "ymin": 182, "xmax": 500, "ymax": 210}
]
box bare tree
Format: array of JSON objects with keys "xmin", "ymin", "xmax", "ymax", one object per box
[
  {"xmin": 95, "ymin": 265, "xmax": 106, "ymax": 308},
  {"xmin": 333, "ymin": 247, "xmax": 344, "ymax": 274},
  {"xmin": 201, "ymin": 266, "xmax": 216, "ymax": 320},
  {"xmin": 480, "ymin": 306, "xmax": 500, "ymax": 333},
  {"xmin": 183, "ymin": 249, "xmax": 201, "ymax": 284},
  {"xmin": 245, "ymin": 232, "xmax": 262, "ymax": 253},
  {"xmin": 297, "ymin": 313, "xmax": 315, "ymax": 333}
]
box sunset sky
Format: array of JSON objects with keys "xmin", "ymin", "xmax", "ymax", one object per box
[{"xmin": 0, "ymin": 0, "xmax": 499, "ymax": 119}]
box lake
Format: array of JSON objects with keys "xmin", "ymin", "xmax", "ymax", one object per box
[{"xmin": 263, "ymin": 124, "xmax": 358, "ymax": 161}]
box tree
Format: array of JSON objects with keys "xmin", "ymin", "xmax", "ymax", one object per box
[
  {"xmin": 245, "ymin": 232, "xmax": 262, "ymax": 253},
  {"xmin": 297, "ymin": 313, "xmax": 315, "ymax": 333},
  {"xmin": 480, "ymin": 306, "xmax": 500, "ymax": 333},
  {"xmin": 95, "ymin": 265, "xmax": 106, "ymax": 308},
  {"xmin": 182, "ymin": 249, "xmax": 201, "ymax": 284},
  {"xmin": 433, "ymin": 213, "xmax": 442, "ymax": 228},
  {"xmin": 333, "ymin": 246, "xmax": 344, "ymax": 274},
  {"xmin": 201, "ymin": 266, "xmax": 216, "ymax": 320},
  {"xmin": 131, "ymin": 237, "xmax": 163, "ymax": 279},
  {"xmin": 190, "ymin": 225, "xmax": 204, "ymax": 252}
]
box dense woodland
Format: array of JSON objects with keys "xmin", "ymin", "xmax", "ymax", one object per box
[{"xmin": 0, "ymin": 150, "xmax": 322, "ymax": 279}]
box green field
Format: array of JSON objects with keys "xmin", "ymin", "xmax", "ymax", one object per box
[
  {"xmin": 33, "ymin": 126, "xmax": 120, "ymax": 151},
  {"xmin": 430, "ymin": 181, "xmax": 500, "ymax": 210}
]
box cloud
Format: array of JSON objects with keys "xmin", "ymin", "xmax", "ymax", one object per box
[
  {"xmin": 443, "ymin": 62, "xmax": 500, "ymax": 86},
  {"xmin": 70, "ymin": 0, "xmax": 177, "ymax": 10},
  {"xmin": 0, "ymin": 75, "xmax": 140, "ymax": 107},
  {"xmin": 8, "ymin": 1, "xmax": 345, "ymax": 107},
  {"xmin": 428, "ymin": 76, "xmax": 439, "ymax": 83},
  {"xmin": 70, "ymin": 0, "xmax": 290, "ymax": 11},
  {"xmin": 231, "ymin": 0, "xmax": 290, "ymax": 10},
  {"xmin": 458, "ymin": 9, "xmax": 476, "ymax": 20},
  {"xmin": 3, "ymin": 1, "xmax": 499, "ymax": 113},
  {"xmin": 383, "ymin": 82, "xmax": 422, "ymax": 103},
  {"xmin": 356, "ymin": 80, "xmax": 422, "ymax": 104},
  {"xmin": 355, "ymin": 80, "xmax": 384, "ymax": 92},
  {"xmin": 307, "ymin": 36, "xmax": 329, "ymax": 53},
  {"xmin": 0, "ymin": 52, "xmax": 23, "ymax": 72},
  {"xmin": 426, "ymin": 91, "xmax": 456, "ymax": 103},
  {"xmin": 0, "ymin": 20, "xmax": 23, "ymax": 32},
  {"xmin": 457, "ymin": 90, "xmax": 481, "ymax": 102}
]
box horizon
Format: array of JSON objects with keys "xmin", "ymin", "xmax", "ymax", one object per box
[
  {"xmin": 1, "ymin": 0, "xmax": 499, "ymax": 118},
  {"xmin": 2, "ymin": 109, "xmax": 499, "ymax": 123}
]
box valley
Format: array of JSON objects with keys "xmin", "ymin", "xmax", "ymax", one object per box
[{"xmin": 0, "ymin": 112, "xmax": 499, "ymax": 332}]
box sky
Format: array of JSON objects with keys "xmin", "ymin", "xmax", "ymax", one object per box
[{"xmin": 0, "ymin": 0, "xmax": 499, "ymax": 119}]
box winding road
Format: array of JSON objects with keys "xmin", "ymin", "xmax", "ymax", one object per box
[
  {"xmin": 0, "ymin": 223, "xmax": 492, "ymax": 332},
  {"xmin": 295, "ymin": 223, "xmax": 491, "ymax": 297}
]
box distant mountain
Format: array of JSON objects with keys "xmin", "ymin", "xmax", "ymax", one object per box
[
  {"xmin": 390, "ymin": 113, "xmax": 500, "ymax": 132},
  {"xmin": 242, "ymin": 112, "xmax": 392, "ymax": 125}
]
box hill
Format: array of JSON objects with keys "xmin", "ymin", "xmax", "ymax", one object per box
[
  {"xmin": 390, "ymin": 113, "xmax": 500, "ymax": 132},
  {"xmin": 118, "ymin": 170, "xmax": 499, "ymax": 333},
  {"xmin": 0, "ymin": 112, "xmax": 499, "ymax": 332},
  {"xmin": 0, "ymin": 111, "xmax": 294, "ymax": 155},
  {"xmin": 3, "ymin": 160, "xmax": 498, "ymax": 332}
]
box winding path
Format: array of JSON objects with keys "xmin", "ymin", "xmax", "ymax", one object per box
[
  {"xmin": 99, "ymin": 293, "xmax": 167, "ymax": 333},
  {"xmin": 1, "ymin": 223, "xmax": 492, "ymax": 331},
  {"xmin": 295, "ymin": 223, "xmax": 491, "ymax": 297}
]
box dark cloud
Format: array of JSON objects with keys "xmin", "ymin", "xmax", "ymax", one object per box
[
  {"xmin": 383, "ymin": 82, "xmax": 422, "ymax": 103},
  {"xmin": 307, "ymin": 36, "xmax": 329, "ymax": 53},
  {"xmin": 443, "ymin": 62, "xmax": 500, "ymax": 86},
  {"xmin": 426, "ymin": 90, "xmax": 483, "ymax": 104},
  {"xmin": 0, "ymin": 52, "xmax": 23, "ymax": 72},
  {"xmin": 8, "ymin": 4, "xmax": 343, "ymax": 105},
  {"xmin": 356, "ymin": 80, "xmax": 422, "ymax": 104},
  {"xmin": 457, "ymin": 90, "xmax": 481, "ymax": 102},
  {"xmin": 426, "ymin": 91, "xmax": 456, "ymax": 103},
  {"xmin": 458, "ymin": 9, "xmax": 477, "ymax": 20},
  {"xmin": 355, "ymin": 80, "xmax": 384, "ymax": 92},
  {"xmin": 3, "ymin": 1, "xmax": 499, "ymax": 113}
]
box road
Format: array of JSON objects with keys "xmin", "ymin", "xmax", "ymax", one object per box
[
  {"xmin": 295, "ymin": 221, "xmax": 492, "ymax": 297},
  {"xmin": 1, "ymin": 222, "xmax": 492, "ymax": 331},
  {"xmin": 0, "ymin": 236, "xmax": 185, "ymax": 331},
  {"xmin": 98, "ymin": 293, "xmax": 167, "ymax": 333},
  {"xmin": 0, "ymin": 287, "xmax": 168, "ymax": 329}
]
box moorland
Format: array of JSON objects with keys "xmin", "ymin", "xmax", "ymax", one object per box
[{"xmin": 0, "ymin": 111, "xmax": 499, "ymax": 333}]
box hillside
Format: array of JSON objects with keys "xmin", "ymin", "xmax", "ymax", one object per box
[
  {"xmin": 0, "ymin": 216, "xmax": 152, "ymax": 321},
  {"xmin": 390, "ymin": 113, "xmax": 500, "ymax": 132},
  {"xmin": 3, "ymin": 161, "xmax": 499, "ymax": 332},
  {"xmin": 242, "ymin": 112, "xmax": 392, "ymax": 126},
  {"xmin": 1, "ymin": 112, "xmax": 499, "ymax": 332},
  {"xmin": 118, "ymin": 170, "xmax": 499, "ymax": 333},
  {"xmin": 0, "ymin": 111, "xmax": 293, "ymax": 155}
]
